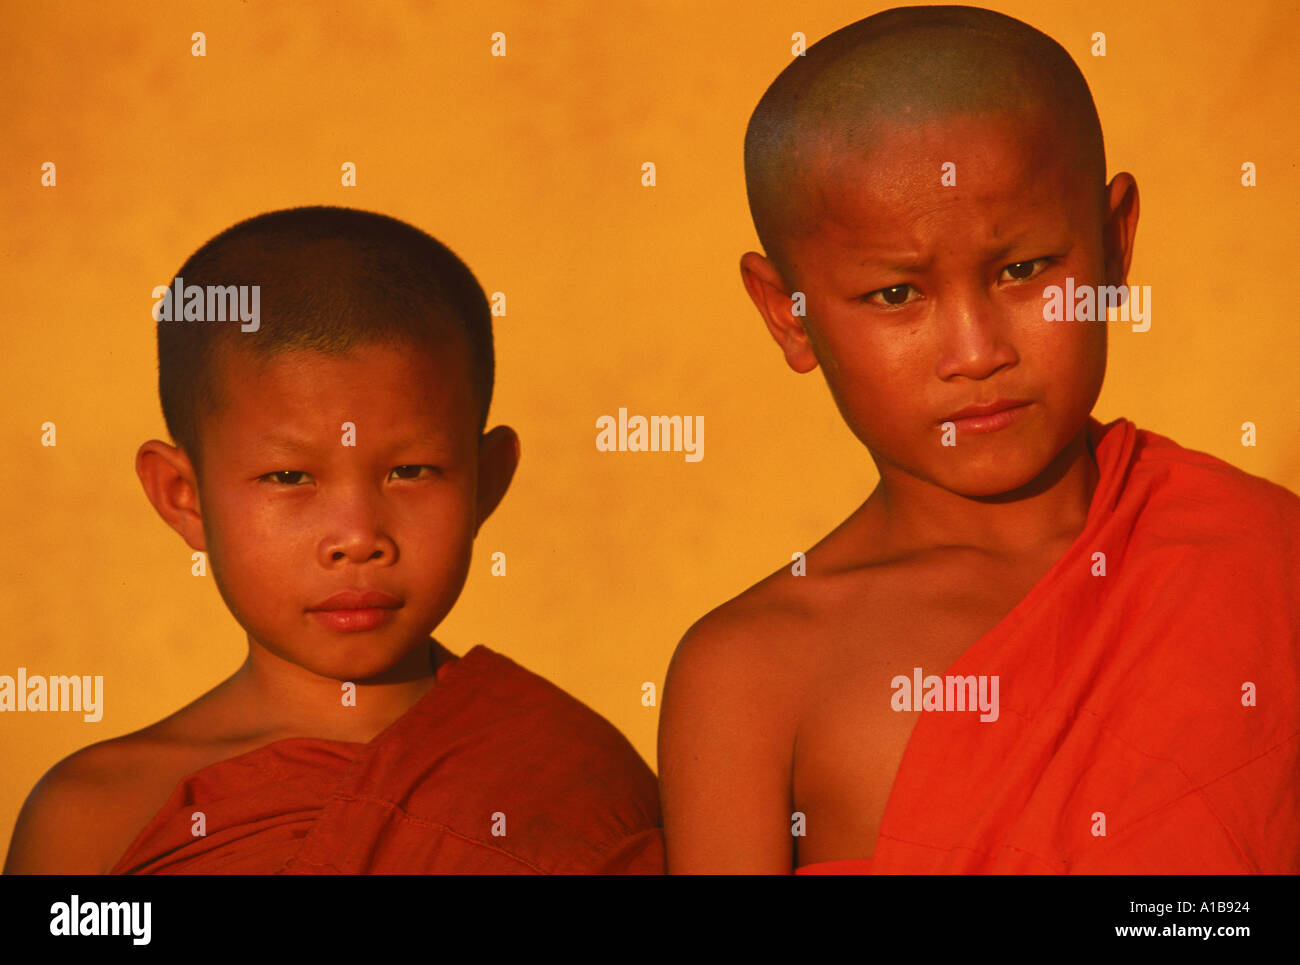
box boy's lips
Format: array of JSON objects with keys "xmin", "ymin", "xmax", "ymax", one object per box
[
  {"xmin": 940, "ymin": 399, "xmax": 1032, "ymax": 434},
  {"xmin": 307, "ymin": 590, "xmax": 403, "ymax": 633},
  {"xmin": 308, "ymin": 589, "xmax": 403, "ymax": 611},
  {"xmin": 942, "ymin": 399, "xmax": 1031, "ymax": 422}
]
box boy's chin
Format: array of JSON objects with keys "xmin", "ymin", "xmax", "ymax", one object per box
[
  {"xmin": 943, "ymin": 470, "xmax": 1043, "ymax": 500},
  {"xmin": 929, "ymin": 452, "xmax": 1064, "ymax": 502},
  {"xmin": 256, "ymin": 633, "xmax": 435, "ymax": 683},
  {"xmin": 869, "ymin": 436, "xmax": 1052, "ymax": 500}
]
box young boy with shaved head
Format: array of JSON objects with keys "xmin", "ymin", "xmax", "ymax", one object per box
[
  {"xmin": 660, "ymin": 6, "xmax": 1300, "ymax": 873},
  {"xmin": 6, "ymin": 206, "xmax": 664, "ymax": 875}
]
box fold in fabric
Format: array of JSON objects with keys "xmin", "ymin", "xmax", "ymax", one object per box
[
  {"xmin": 111, "ymin": 646, "xmax": 665, "ymax": 874},
  {"xmin": 796, "ymin": 418, "xmax": 1300, "ymax": 874}
]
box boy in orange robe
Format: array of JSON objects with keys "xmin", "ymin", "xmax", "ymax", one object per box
[
  {"xmin": 6, "ymin": 207, "xmax": 663, "ymax": 874},
  {"xmin": 659, "ymin": 6, "xmax": 1300, "ymax": 873}
]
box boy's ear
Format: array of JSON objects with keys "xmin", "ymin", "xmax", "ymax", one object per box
[
  {"xmin": 1102, "ymin": 172, "xmax": 1140, "ymax": 287},
  {"xmin": 739, "ymin": 252, "xmax": 820, "ymax": 373},
  {"xmin": 474, "ymin": 426, "xmax": 519, "ymax": 535},
  {"xmin": 135, "ymin": 440, "xmax": 207, "ymax": 552}
]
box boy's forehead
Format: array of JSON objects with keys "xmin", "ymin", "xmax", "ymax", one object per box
[
  {"xmin": 793, "ymin": 111, "xmax": 1090, "ymax": 248},
  {"xmin": 206, "ymin": 339, "xmax": 477, "ymax": 443}
]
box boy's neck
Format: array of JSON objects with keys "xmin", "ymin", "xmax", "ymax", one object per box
[
  {"xmin": 868, "ymin": 426, "xmax": 1100, "ymax": 562},
  {"xmin": 225, "ymin": 637, "xmax": 450, "ymax": 744}
]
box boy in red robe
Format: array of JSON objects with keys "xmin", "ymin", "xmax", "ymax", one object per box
[
  {"xmin": 659, "ymin": 6, "xmax": 1300, "ymax": 873},
  {"xmin": 6, "ymin": 206, "xmax": 663, "ymax": 874}
]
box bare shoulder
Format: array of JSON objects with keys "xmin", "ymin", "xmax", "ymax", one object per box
[
  {"xmin": 664, "ymin": 494, "xmax": 883, "ymax": 691},
  {"xmin": 678, "ymin": 559, "xmax": 816, "ymax": 689},
  {"xmin": 658, "ymin": 563, "xmax": 825, "ymax": 872},
  {"xmin": 663, "ymin": 501, "xmax": 892, "ymax": 721},
  {"xmin": 5, "ymin": 733, "xmax": 163, "ymax": 874},
  {"xmin": 5, "ymin": 690, "xmax": 237, "ymax": 875}
]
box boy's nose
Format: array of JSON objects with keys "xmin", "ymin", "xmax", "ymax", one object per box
[
  {"xmin": 318, "ymin": 500, "xmax": 398, "ymax": 565},
  {"xmin": 321, "ymin": 532, "xmax": 398, "ymax": 565},
  {"xmin": 933, "ymin": 294, "xmax": 1018, "ymax": 382}
]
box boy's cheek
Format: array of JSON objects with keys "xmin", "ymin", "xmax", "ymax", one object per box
[
  {"xmin": 804, "ymin": 317, "xmax": 877, "ymax": 381},
  {"xmin": 1045, "ymin": 324, "xmax": 1107, "ymax": 382}
]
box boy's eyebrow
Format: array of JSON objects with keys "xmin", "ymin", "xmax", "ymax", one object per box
[
  {"xmin": 852, "ymin": 229, "xmax": 1070, "ymax": 273},
  {"xmin": 861, "ymin": 255, "xmax": 929, "ymax": 273},
  {"xmin": 258, "ymin": 431, "xmax": 453, "ymax": 454},
  {"xmin": 388, "ymin": 432, "xmax": 456, "ymax": 451},
  {"xmin": 260, "ymin": 435, "xmax": 317, "ymax": 454}
]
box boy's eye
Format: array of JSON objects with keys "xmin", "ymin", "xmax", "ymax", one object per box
[
  {"xmin": 861, "ymin": 283, "xmax": 918, "ymax": 308},
  {"xmin": 1001, "ymin": 258, "xmax": 1052, "ymax": 282},
  {"xmin": 259, "ymin": 470, "xmax": 311, "ymax": 486},
  {"xmin": 258, "ymin": 466, "xmax": 440, "ymax": 485},
  {"xmin": 858, "ymin": 259, "xmax": 1053, "ymax": 307},
  {"xmin": 389, "ymin": 465, "xmax": 439, "ymax": 481}
]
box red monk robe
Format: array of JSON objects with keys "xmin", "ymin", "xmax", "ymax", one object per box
[
  {"xmin": 111, "ymin": 646, "xmax": 664, "ymax": 874},
  {"xmin": 797, "ymin": 417, "xmax": 1300, "ymax": 874}
]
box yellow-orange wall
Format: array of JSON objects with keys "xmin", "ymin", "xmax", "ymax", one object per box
[{"xmin": 2, "ymin": 0, "xmax": 1297, "ymax": 867}]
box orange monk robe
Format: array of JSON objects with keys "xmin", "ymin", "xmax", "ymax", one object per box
[
  {"xmin": 111, "ymin": 647, "xmax": 664, "ymax": 874},
  {"xmin": 797, "ymin": 417, "xmax": 1300, "ymax": 874}
]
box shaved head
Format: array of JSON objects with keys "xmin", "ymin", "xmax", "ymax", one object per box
[{"xmin": 744, "ymin": 5, "xmax": 1106, "ymax": 275}]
